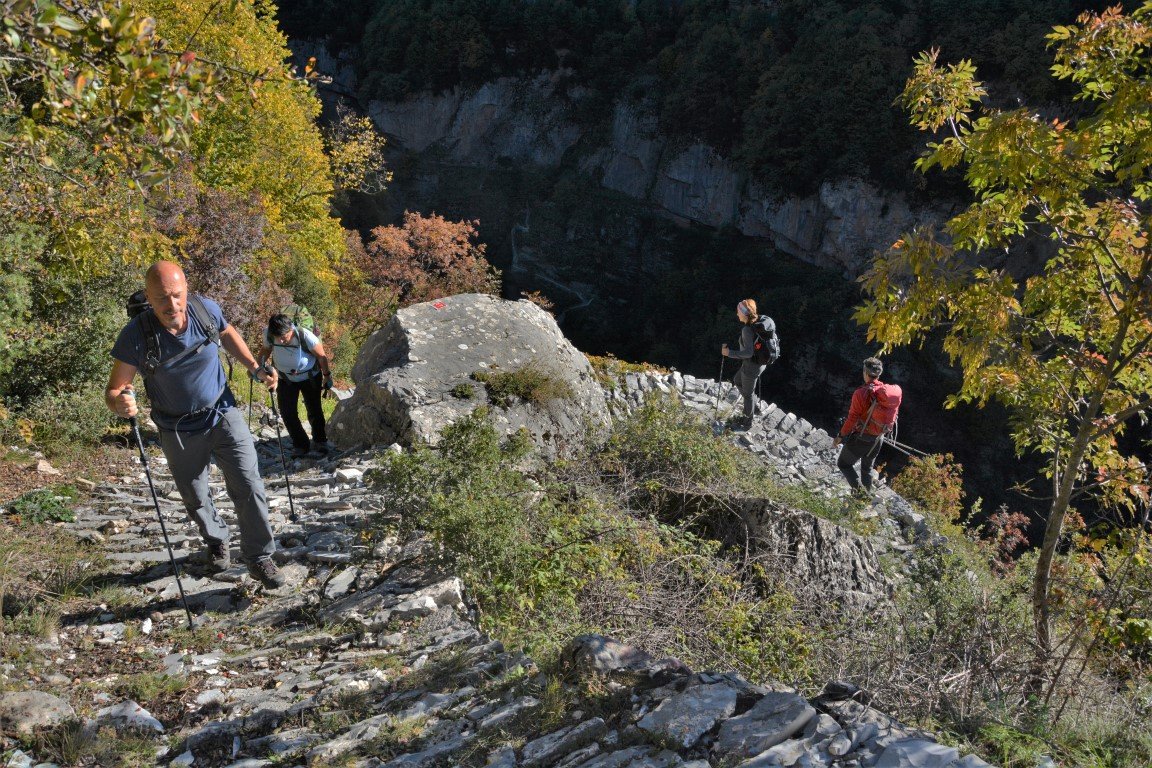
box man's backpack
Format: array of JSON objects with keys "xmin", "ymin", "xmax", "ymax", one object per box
[
  {"xmin": 863, "ymin": 382, "xmax": 903, "ymax": 436},
  {"xmin": 282, "ymin": 303, "xmax": 319, "ymax": 338},
  {"xmin": 124, "ymin": 290, "xmax": 220, "ymax": 377},
  {"xmin": 752, "ymin": 315, "xmax": 780, "ymax": 365}
]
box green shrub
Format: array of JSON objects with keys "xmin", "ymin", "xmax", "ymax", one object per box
[
  {"xmin": 891, "ymin": 453, "xmax": 967, "ymax": 533},
  {"xmin": 4, "ymin": 272, "xmax": 136, "ymax": 408},
  {"xmin": 23, "ymin": 383, "xmax": 119, "ymax": 452},
  {"xmin": 471, "ymin": 364, "xmax": 572, "ymax": 407},
  {"xmin": 370, "ymin": 404, "xmax": 817, "ymax": 684},
  {"xmin": 5, "ymin": 486, "xmax": 78, "ymax": 524},
  {"xmin": 371, "ymin": 407, "xmax": 566, "ymax": 634},
  {"xmin": 599, "ymin": 394, "xmax": 753, "ymax": 495},
  {"xmin": 450, "ymin": 382, "xmax": 475, "ymax": 399}
]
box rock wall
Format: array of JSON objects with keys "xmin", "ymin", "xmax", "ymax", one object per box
[{"xmin": 353, "ymin": 72, "xmax": 948, "ymax": 277}]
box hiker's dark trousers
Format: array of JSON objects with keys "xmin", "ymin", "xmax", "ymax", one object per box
[
  {"xmin": 838, "ymin": 433, "xmax": 883, "ymax": 490},
  {"xmin": 277, "ymin": 370, "xmax": 328, "ymax": 451},
  {"xmin": 733, "ymin": 363, "xmax": 766, "ymax": 418}
]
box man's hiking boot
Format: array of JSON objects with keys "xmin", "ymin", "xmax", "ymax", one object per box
[
  {"xmin": 247, "ymin": 558, "xmax": 285, "ymax": 589},
  {"xmin": 730, "ymin": 416, "xmax": 753, "ymax": 432},
  {"xmin": 310, "ymin": 440, "xmax": 334, "ymax": 457},
  {"xmin": 204, "ymin": 541, "xmax": 230, "ymax": 572},
  {"xmin": 290, "ymin": 445, "xmax": 309, "ymax": 459}
]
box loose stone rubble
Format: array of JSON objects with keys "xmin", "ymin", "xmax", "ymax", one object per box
[{"xmin": 0, "ymin": 367, "xmax": 992, "ymax": 768}]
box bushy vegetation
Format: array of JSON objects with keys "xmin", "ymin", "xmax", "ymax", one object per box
[
  {"xmin": 370, "ymin": 388, "xmax": 1152, "ymax": 766},
  {"xmin": 370, "ymin": 399, "xmax": 817, "ymax": 683},
  {"xmin": 470, "ymin": 364, "xmax": 572, "ymax": 407},
  {"xmin": 278, "ymin": 0, "xmax": 1108, "ymax": 194}
]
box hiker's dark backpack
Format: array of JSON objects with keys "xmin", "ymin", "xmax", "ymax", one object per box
[
  {"xmin": 752, "ymin": 315, "xmax": 781, "ymax": 365},
  {"xmin": 863, "ymin": 381, "xmax": 903, "ymax": 436},
  {"xmin": 125, "ymin": 290, "xmax": 221, "ymax": 377}
]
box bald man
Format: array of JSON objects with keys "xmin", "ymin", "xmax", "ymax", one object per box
[{"xmin": 106, "ymin": 261, "xmax": 285, "ymax": 589}]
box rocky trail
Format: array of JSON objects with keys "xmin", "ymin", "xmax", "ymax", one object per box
[{"xmin": 1, "ymin": 372, "xmax": 989, "ymax": 768}]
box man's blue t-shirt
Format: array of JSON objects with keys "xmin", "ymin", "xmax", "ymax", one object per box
[{"xmin": 111, "ymin": 296, "xmax": 236, "ymax": 432}]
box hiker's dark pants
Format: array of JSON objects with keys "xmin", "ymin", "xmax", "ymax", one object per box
[
  {"xmin": 838, "ymin": 434, "xmax": 883, "ymax": 490},
  {"xmin": 160, "ymin": 408, "xmax": 276, "ymax": 563},
  {"xmin": 733, "ymin": 363, "xmax": 766, "ymax": 418},
  {"xmin": 277, "ymin": 370, "xmax": 327, "ymax": 451}
]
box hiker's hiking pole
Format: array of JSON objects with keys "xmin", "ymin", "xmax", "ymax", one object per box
[
  {"xmin": 712, "ymin": 354, "xmax": 726, "ymax": 414},
  {"xmin": 883, "ymin": 436, "xmax": 929, "ymax": 458},
  {"xmin": 265, "ymin": 374, "xmax": 298, "ymax": 523},
  {"xmin": 247, "ymin": 376, "xmax": 253, "ymax": 430},
  {"xmin": 124, "ymin": 391, "xmax": 194, "ymax": 630}
]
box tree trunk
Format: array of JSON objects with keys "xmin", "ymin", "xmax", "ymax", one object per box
[{"xmin": 1029, "ymin": 409, "xmax": 1098, "ymax": 695}]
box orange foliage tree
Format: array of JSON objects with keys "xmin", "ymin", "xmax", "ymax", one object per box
[{"xmin": 337, "ymin": 212, "xmax": 502, "ymax": 345}]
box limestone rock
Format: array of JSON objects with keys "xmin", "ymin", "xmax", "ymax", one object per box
[
  {"xmin": 0, "ymin": 690, "xmax": 75, "ymax": 734},
  {"xmin": 331, "ymin": 294, "xmax": 608, "ymax": 453},
  {"xmin": 874, "ymin": 738, "xmax": 961, "ymax": 767},
  {"xmin": 564, "ymin": 635, "xmax": 688, "ymax": 678},
  {"xmin": 94, "ymin": 700, "xmax": 165, "ymax": 734},
  {"xmin": 364, "ymin": 79, "xmax": 945, "ymax": 279},
  {"xmin": 637, "ymin": 682, "xmax": 738, "ymax": 749},
  {"xmin": 714, "ymin": 691, "xmax": 815, "ymax": 759}
]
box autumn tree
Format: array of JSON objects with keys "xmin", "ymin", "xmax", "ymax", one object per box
[
  {"xmin": 337, "ymin": 213, "xmax": 501, "ymax": 345},
  {"xmin": 0, "ymin": 1, "xmax": 349, "ymax": 446},
  {"xmin": 860, "ymin": 4, "xmax": 1152, "ymax": 693},
  {"xmin": 366, "ymin": 211, "xmax": 500, "ymax": 304}
]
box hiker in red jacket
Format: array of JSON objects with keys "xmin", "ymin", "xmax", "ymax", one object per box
[{"xmin": 833, "ymin": 357, "xmax": 902, "ymax": 494}]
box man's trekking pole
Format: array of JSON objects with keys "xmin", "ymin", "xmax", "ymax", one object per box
[
  {"xmin": 266, "ymin": 381, "xmax": 299, "ymax": 523},
  {"xmin": 247, "ymin": 376, "xmax": 253, "ymax": 430},
  {"xmin": 125, "ymin": 397, "xmax": 194, "ymax": 630}
]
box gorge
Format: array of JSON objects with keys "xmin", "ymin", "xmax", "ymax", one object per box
[{"xmin": 290, "ymin": 40, "xmax": 1033, "ymax": 521}]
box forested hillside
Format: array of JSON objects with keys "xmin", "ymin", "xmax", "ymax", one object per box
[
  {"xmin": 0, "ymin": 0, "xmax": 364, "ymax": 450},
  {"xmin": 277, "ymin": 0, "xmax": 1110, "ymax": 193}
]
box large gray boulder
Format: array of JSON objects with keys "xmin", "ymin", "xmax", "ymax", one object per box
[{"xmin": 330, "ymin": 294, "xmax": 608, "ymax": 451}]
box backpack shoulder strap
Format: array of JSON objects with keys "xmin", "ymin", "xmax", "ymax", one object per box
[
  {"xmin": 296, "ymin": 325, "xmax": 315, "ymax": 356},
  {"xmin": 187, "ymin": 294, "xmax": 220, "ymax": 344},
  {"xmin": 141, "ymin": 295, "xmax": 220, "ymax": 377},
  {"xmin": 139, "ymin": 311, "xmax": 163, "ymax": 377}
]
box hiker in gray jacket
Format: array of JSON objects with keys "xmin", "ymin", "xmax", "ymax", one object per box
[{"xmin": 721, "ymin": 298, "xmax": 767, "ymax": 430}]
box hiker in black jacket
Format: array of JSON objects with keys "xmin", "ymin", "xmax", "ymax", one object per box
[{"xmin": 722, "ymin": 299, "xmax": 767, "ymax": 430}]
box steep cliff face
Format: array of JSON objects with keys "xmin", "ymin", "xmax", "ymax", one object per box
[{"xmin": 355, "ymin": 74, "xmax": 948, "ymax": 277}]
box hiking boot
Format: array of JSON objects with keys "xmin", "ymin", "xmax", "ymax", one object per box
[
  {"xmin": 310, "ymin": 440, "xmax": 334, "ymax": 456},
  {"xmin": 291, "ymin": 445, "xmax": 309, "ymax": 459},
  {"xmin": 204, "ymin": 541, "xmax": 230, "ymax": 572},
  {"xmin": 246, "ymin": 558, "xmax": 285, "ymax": 589}
]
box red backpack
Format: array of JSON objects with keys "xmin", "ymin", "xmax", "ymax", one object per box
[{"xmin": 863, "ymin": 382, "xmax": 902, "ymax": 436}]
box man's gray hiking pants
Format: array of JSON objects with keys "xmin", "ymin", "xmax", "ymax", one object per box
[
  {"xmin": 159, "ymin": 407, "xmax": 275, "ymax": 563},
  {"xmin": 837, "ymin": 433, "xmax": 883, "ymax": 490}
]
